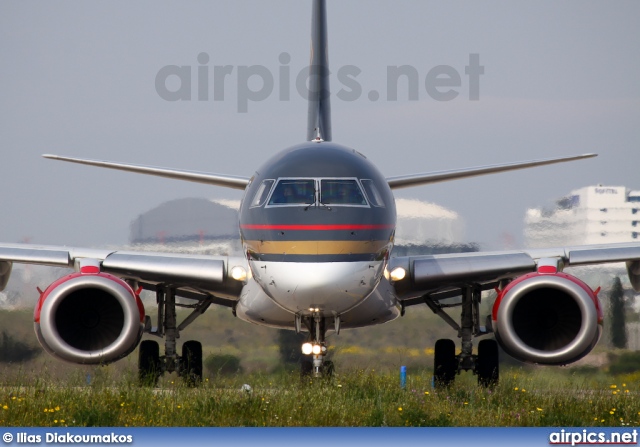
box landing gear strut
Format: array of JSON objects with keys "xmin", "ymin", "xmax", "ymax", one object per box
[
  {"xmin": 299, "ymin": 313, "xmax": 334, "ymax": 378},
  {"xmin": 426, "ymin": 286, "xmax": 499, "ymax": 388},
  {"xmin": 138, "ymin": 286, "xmax": 210, "ymax": 387}
]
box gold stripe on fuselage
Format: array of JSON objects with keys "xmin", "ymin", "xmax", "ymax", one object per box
[{"xmin": 243, "ymin": 240, "xmax": 389, "ymax": 255}]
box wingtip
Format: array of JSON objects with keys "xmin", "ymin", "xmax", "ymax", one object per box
[{"xmin": 42, "ymin": 154, "xmax": 57, "ymax": 159}]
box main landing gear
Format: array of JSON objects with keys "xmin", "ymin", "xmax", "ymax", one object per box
[
  {"xmin": 426, "ymin": 286, "xmax": 499, "ymax": 388},
  {"xmin": 297, "ymin": 312, "xmax": 335, "ymax": 378},
  {"xmin": 138, "ymin": 286, "xmax": 210, "ymax": 387}
]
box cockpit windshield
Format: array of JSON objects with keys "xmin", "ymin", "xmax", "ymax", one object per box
[
  {"xmin": 320, "ymin": 179, "xmax": 366, "ymax": 205},
  {"xmin": 258, "ymin": 177, "xmax": 376, "ymax": 208},
  {"xmin": 268, "ymin": 179, "xmax": 315, "ymax": 205}
]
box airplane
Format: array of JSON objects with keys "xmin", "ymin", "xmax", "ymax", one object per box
[{"xmin": 1, "ymin": 0, "xmax": 639, "ymax": 387}]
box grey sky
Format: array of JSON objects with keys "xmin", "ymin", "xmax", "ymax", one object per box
[{"xmin": 1, "ymin": 1, "xmax": 639, "ymax": 249}]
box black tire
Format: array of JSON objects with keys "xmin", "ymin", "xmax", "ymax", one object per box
[
  {"xmin": 323, "ymin": 360, "xmax": 335, "ymax": 377},
  {"xmin": 476, "ymin": 339, "xmax": 499, "ymax": 387},
  {"xmin": 433, "ymin": 338, "xmax": 456, "ymax": 388},
  {"xmin": 181, "ymin": 340, "xmax": 203, "ymax": 387},
  {"xmin": 300, "ymin": 357, "xmax": 313, "ymax": 377},
  {"xmin": 138, "ymin": 340, "xmax": 161, "ymax": 387}
]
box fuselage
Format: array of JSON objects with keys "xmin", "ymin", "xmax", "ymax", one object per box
[{"xmin": 235, "ymin": 141, "xmax": 399, "ymax": 329}]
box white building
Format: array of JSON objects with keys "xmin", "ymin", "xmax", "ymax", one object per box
[
  {"xmin": 525, "ymin": 185, "xmax": 640, "ymax": 248},
  {"xmin": 394, "ymin": 198, "xmax": 465, "ymax": 246}
]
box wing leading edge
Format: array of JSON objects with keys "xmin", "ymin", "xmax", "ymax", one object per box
[
  {"xmin": 0, "ymin": 244, "xmax": 245, "ymax": 306},
  {"xmin": 386, "ymin": 153, "xmax": 596, "ymax": 189},
  {"xmin": 390, "ymin": 242, "xmax": 640, "ymax": 306},
  {"xmin": 42, "ymin": 154, "xmax": 250, "ymax": 190}
]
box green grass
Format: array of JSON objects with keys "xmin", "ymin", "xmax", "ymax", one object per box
[
  {"xmin": 0, "ymin": 307, "xmax": 637, "ymax": 427},
  {"xmin": 0, "ymin": 366, "xmax": 638, "ymax": 427}
]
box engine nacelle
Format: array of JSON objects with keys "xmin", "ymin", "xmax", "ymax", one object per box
[
  {"xmin": 492, "ymin": 271, "xmax": 602, "ymax": 365},
  {"xmin": 34, "ymin": 271, "xmax": 145, "ymax": 365}
]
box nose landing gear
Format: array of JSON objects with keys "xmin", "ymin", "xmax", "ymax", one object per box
[{"xmin": 299, "ymin": 312, "xmax": 334, "ymax": 378}]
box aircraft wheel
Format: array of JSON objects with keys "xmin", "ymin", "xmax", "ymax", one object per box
[
  {"xmin": 300, "ymin": 357, "xmax": 313, "ymax": 377},
  {"xmin": 138, "ymin": 340, "xmax": 161, "ymax": 387},
  {"xmin": 181, "ymin": 340, "xmax": 203, "ymax": 387},
  {"xmin": 433, "ymin": 338, "xmax": 456, "ymax": 388},
  {"xmin": 323, "ymin": 360, "xmax": 335, "ymax": 377},
  {"xmin": 476, "ymin": 339, "xmax": 499, "ymax": 388}
]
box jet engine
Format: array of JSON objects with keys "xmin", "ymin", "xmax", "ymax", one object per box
[
  {"xmin": 34, "ymin": 270, "xmax": 145, "ymax": 364},
  {"xmin": 492, "ymin": 271, "xmax": 602, "ymax": 365}
]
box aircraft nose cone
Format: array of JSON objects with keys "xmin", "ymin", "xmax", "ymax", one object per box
[{"xmin": 250, "ymin": 260, "xmax": 385, "ymax": 315}]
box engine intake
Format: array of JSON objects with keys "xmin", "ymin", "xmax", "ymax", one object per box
[
  {"xmin": 492, "ymin": 272, "xmax": 602, "ymax": 365},
  {"xmin": 34, "ymin": 272, "xmax": 144, "ymax": 364}
]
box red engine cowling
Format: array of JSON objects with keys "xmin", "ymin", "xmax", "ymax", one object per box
[
  {"xmin": 34, "ymin": 270, "xmax": 145, "ymax": 365},
  {"xmin": 492, "ymin": 271, "xmax": 603, "ymax": 365}
]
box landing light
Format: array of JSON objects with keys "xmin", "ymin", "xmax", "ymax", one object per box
[
  {"xmin": 231, "ymin": 266, "xmax": 247, "ymax": 281},
  {"xmin": 312, "ymin": 345, "xmax": 322, "ymax": 355},
  {"xmin": 302, "ymin": 343, "xmax": 313, "ymax": 355},
  {"xmin": 390, "ymin": 267, "xmax": 406, "ymax": 282}
]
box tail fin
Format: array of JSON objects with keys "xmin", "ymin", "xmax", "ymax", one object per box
[{"xmin": 306, "ymin": 0, "xmax": 332, "ymax": 142}]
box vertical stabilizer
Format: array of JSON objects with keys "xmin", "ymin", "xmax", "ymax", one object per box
[{"xmin": 306, "ymin": 0, "xmax": 332, "ymax": 142}]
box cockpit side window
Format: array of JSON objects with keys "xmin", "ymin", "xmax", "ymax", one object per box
[
  {"xmin": 320, "ymin": 179, "xmax": 367, "ymax": 205},
  {"xmin": 361, "ymin": 179, "xmax": 385, "ymax": 207},
  {"xmin": 268, "ymin": 179, "xmax": 316, "ymax": 205},
  {"xmin": 250, "ymin": 179, "xmax": 275, "ymax": 208}
]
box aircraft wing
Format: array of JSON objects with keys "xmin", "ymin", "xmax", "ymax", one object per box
[
  {"xmin": 386, "ymin": 153, "xmax": 596, "ymax": 189},
  {"xmin": 389, "ymin": 242, "xmax": 640, "ymax": 306},
  {"xmin": 42, "ymin": 155, "xmax": 251, "ymax": 190},
  {"xmin": 0, "ymin": 243, "xmax": 245, "ymax": 307}
]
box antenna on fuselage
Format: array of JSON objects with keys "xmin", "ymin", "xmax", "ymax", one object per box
[{"xmin": 306, "ymin": 0, "xmax": 332, "ymax": 142}]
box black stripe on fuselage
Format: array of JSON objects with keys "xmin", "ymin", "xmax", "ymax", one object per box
[
  {"xmin": 240, "ymin": 227, "xmax": 393, "ymax": 242},
  {"xmin": 247, "ymin": 253, "xmax": 385, "ymax": 263}
]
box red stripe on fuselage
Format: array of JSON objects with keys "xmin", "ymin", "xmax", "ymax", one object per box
[{"xmin": 240, "ymin": 224, "xmax": 395, "ymax": 231}]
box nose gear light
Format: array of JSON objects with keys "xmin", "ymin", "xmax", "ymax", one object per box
[{"xmin": 301, "ymin": 343, "xmax": 313, "ymax": 355}]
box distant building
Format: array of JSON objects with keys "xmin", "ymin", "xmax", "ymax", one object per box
[
  {"xmin": 395, "ymin": 198, "xmax": 466, "ymax": 247},
  {"xmin": 129, "ymin": 198, "xmax": 242, "ymax": 255},
  {"xmin": 525, "ymin": 185, "xmax": 640, "ymax": 247},
  {"xmin": 128, "ymin": 196, "xmax": 470, "ymax": 254}
]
